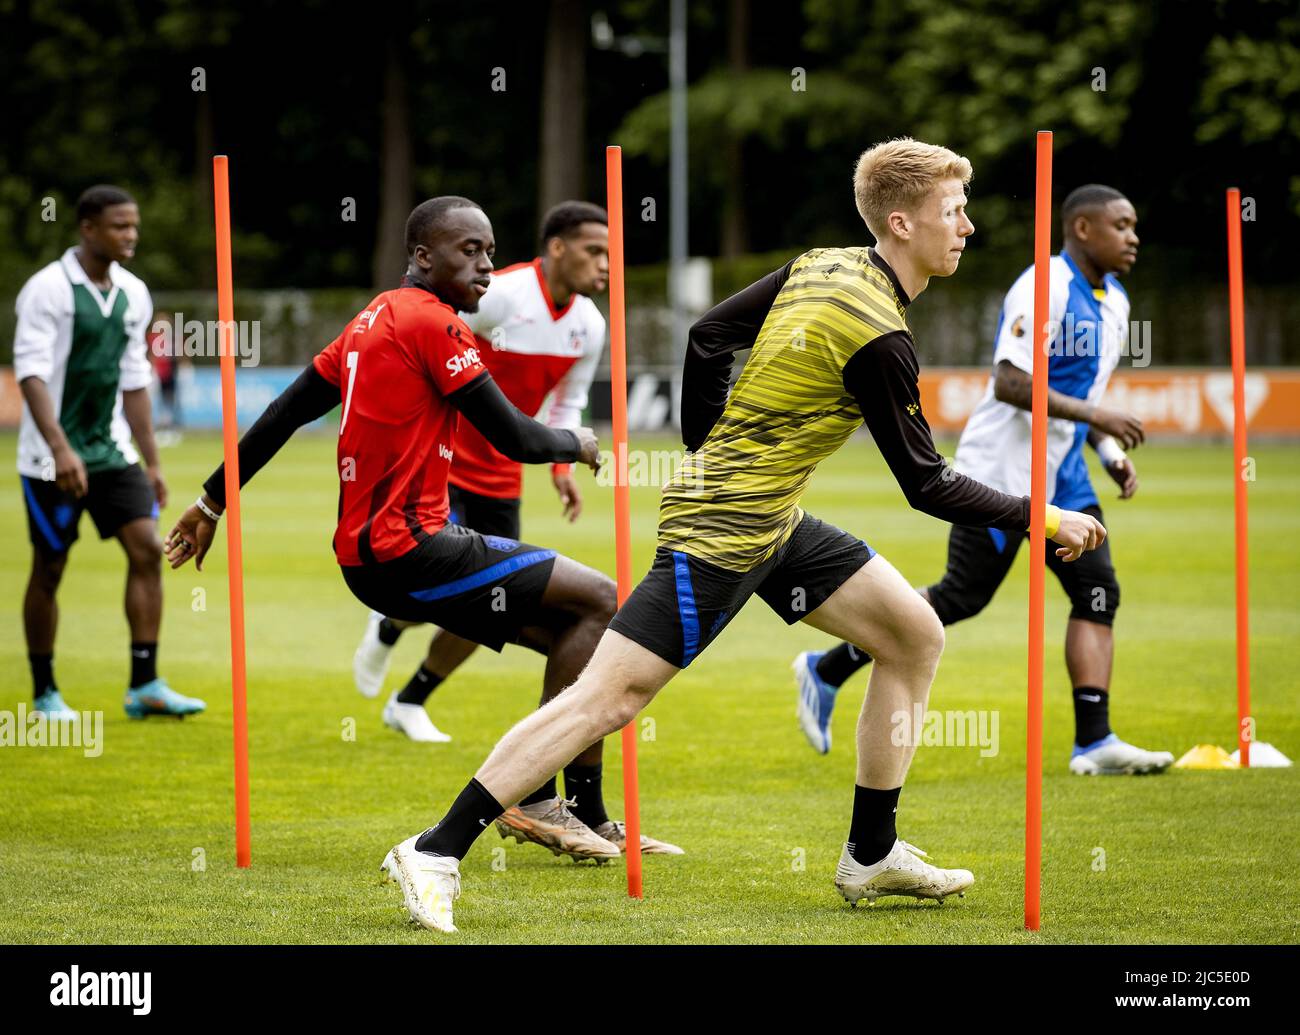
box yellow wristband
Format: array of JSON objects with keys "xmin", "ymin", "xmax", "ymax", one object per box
[{"xmin": 1044, "ymin": 504, "xmax": 1062, "ymax": 538}]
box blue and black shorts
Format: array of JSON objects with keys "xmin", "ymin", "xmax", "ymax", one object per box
[
  {"xmin": 925, "ymin": 503, "xmax": 1118, "ymax": 627},
  {"xmin": 341, "ymin": 523, "xmax": 557, "ymax": 652},
  {"xmin": 21, "ymin": 463, "xmax": 158, "ymax": 555},
  {"xmin": 608, "ymin": 512, "xmax": 875, "ymax": 669}
]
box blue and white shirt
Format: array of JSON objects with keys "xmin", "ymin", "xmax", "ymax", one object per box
[{"xmin": 954, "ymin": 252, "xmax": 1127, "ymax": 513}]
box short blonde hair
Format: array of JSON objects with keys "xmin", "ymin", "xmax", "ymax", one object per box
[{"xmin": 853, "ymin": 137, "xmax": 972, "ymax": 238}]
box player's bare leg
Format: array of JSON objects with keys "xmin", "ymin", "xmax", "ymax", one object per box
[
  {"xmin": 117, "ymin": 516, "xmax": 162, "ymax": 642},
  {"xmin": 25, "ymin": 547, "xmax": 74, "ymax": 717},
  {"xmin": 24, "ymin": 548, "xmax": 65, "ymax": 660},
  {"xmin": 800, "ymin": 555, "xmax": 974, "ymax": 904},
  {"xmin": 424, "ymin": 628, "xmax": 480, "ymax": 679},
  {"xmin": 477, "ymin": 629, "xmax": 677, "ymax": 805},
  {"xmin": 491, "ymin": 558, "xmax": 678, "ymax": 856},
  {"xmin": 384, "ymin": 630, "xmax": 676, "ymax": 930},
  {"xmin": 1065, "ymin": 617, "xmax": 1172, "ymax": 775},
  {"xmin": 1065, "ymin": 617, "xmax": 1112, "ymax": 688},
  {"xmin": 118, "ymin": 515, "xmax": 203, "ymax": 717}
]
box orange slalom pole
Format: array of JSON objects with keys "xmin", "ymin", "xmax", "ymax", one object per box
[
  {"xmin": 606, "ymin": 145, "xmax": 642, "ymax": 897},
  {"xmin": 213, "ymin": 156, "xmax": 251, "ymax": 867},
  {"xmin": 1025, "ymin": 131, "xmax": 1052, "ymax": 930},
  {"xmin": 1226, "ymin": 188, "xmax": 1251, "ymax": 768}
]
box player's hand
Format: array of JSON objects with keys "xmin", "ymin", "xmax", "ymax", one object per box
[
  {"xmin": 1105, "ymin": 457, "xmax": 1138, "ymax": 500},
  {"xmin": 553, "ymin": 470, "xmax": 583, "ymax": 522},
  {"xmin": 1090, "ymin": 408, "xmax": 1144, "ymax": 450},
  {"xmin": 165, "ymin": 502, "xmax": 218, "ymax": 571},
  {"xmin": 1051, "ymin": 510, "xmax": 1106, "ymax": 562},
  {"xmin": 574, "ymin": 427, "xmax": 601, "ymax": 474},
  {"xmin": 147, "ymin": 464, "xmax": 169, "ymax": 509},
  {"xmin": 53, "ymin": 444, "xmax": 88, "ymax": 498}
]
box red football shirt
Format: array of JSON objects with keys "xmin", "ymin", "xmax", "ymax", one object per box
[
  {"xmin": 313, "ymin": 285, "xmax": 487, "ymax": 566},
  {"xmin": 447, "ymin": 259, "xmax": 605, "ymax": 499}
]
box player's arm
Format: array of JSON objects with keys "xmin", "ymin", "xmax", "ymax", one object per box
[
  {"xmin": 993, "ymin": 360, "xmax": 1144, "ymax": 449},
  {"xmin": 449, "ymin": 371, "xmax": 599, "ymax": 471},
  {"xmin": 14, "ymin": 273, "xmax": 88, "ymax": 496},
  {"xmin": 542, "ymin": 327, "xmax": 604, "ymax": 521},
  {"xmin": 1087, "ymin": 426, "xmax": 1138, "ymax": 499},
  {"xmin": 846, "ymin": 332, "xmax": 1104, "ymax": 560},
  {"xmin": 122, "ymin": 388, "xmax": 166, "ymax": 507},
  {"xmin": 681, "ymin": 258, "xmax": 795, "ymax": 452},
  {"xmin": 18, "ymin": 377, "xmax": 87, "ymax": 497},
  {"xmin": 165, "ymin": 365, "xmax": 338, "ymax": 569}
]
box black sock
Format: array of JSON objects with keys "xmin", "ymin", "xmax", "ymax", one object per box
[
  {"xmin": 415, "ymin": 778, "xmax": 505, "ymax": 860},
  {"xmin": 519, "ymin": 776, "xmax": 558, "ymax": 807},
  {"xmin": 1073, "ymin": 685, "xmax": 1112, "ymax": 747},
  {"xmin": 816, "ymin": 642, "xmax": 872, "ymax": 687},
  {"xmin": 847, "ymin": 785, "xmax": 901, "ymax": 866},
  {"xmin": 130, "ymin": 642, "xmax": 157, "ymax": 688},
  {"xmin": 564, "ymin": 763, "xmax": 609, "ymax": 828},
  {"xmin": 30, "ymin": 653, "xmax": 54, "ymax": 698},
  {"xmin": 396, "ymin": 664, "xmax": 442, "ymax": 706},
  {"xmin": 377, "ymin": 618, "xmax": 402, "ymax": 646}
]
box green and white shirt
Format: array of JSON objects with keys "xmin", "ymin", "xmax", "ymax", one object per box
[{"xmin": 14, "ymin": 247, "xmax": 153, "ymax": 479}]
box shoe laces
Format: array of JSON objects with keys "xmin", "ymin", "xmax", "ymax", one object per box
[
  {"xmin": 415, "ymin": 856, "xmax": 461, "ymax": 900},
  {"xmin": 545, "ymin": 797, "xmax": 585, "ymax": 828}
]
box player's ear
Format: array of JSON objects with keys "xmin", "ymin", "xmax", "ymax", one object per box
[
  {"xmin": 886, "ymin": 210, "xmax": 911, "ymax": 241},
  {"xmin": 410, "ymin": 243, "xmax": 433, "ymax": 272}
]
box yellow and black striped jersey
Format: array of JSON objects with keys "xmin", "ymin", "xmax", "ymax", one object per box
[{"xmin": 660, "ymin": 247, "xmax": 1029, "ymax": 572}]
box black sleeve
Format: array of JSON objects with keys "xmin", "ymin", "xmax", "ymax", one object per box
[
  {"xmin": 449, "ymin": 371, "xmax": 581, "ymax": 464},
  {"xmin": 681, "ymin": 259, "xmax": 796, "ymax": 452},
  {"xmin": 844, "ymin": 331, "xmax": 1032, "ymax": 532},
  {"xmin": 203, "ymin": 365, "xmax": 339, "ymax": 507}
]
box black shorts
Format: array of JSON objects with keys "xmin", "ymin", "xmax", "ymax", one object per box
[
  {"xmin": 608, "ymin": 512, "xmax": 875, "ymax": 668},
  {"xmin": 21, "ymin": 464, "xmax": 158, "ymax": 555},
  {"xmin": 342, "ymin": 524, "xmax": 557, "ymax": 652},
  {"xmin": 446, "ymin": 483, "xmax": 521, "ymax": 539},
  {"xmin": 925, "ymin": 504, "xmax": 1119, "ymax": 627}
]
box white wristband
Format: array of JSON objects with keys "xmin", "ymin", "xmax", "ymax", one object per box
[
  {"xmin": 195, "ymin": 496, "xmax": 222, "ymax": 522},
  {"xmin": 1097, "ymin": 436, "xmax": 1126, "ymax": 466}
]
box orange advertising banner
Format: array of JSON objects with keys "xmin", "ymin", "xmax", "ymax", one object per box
[{"xmin": 920, "ymin": 367, "xmax": 1300, "ymax": 437}]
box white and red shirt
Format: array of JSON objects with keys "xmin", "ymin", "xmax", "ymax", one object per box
[
  {"xmin": 313, "ymin": 285, "xmax": 487, "ymax": 565},
  {"xmin": 452, "ymin": 258, "xmax": 605, "ymax": 499}
]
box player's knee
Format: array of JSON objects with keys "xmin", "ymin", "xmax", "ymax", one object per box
[
  {"xmin": 129, "ymin": 535, "xmax": 164, "ymax": 571},
  {"xmin": 601, "ymin": 692, "xmax": 644, "ymax": 733},
  {"xmin": 909, "ymin": 606, "xmax": 945, "ymax": 671},
  {"xmin": 875, "ymin": 596, "xmax": 944, "ymax": 673},
  {"xmin": 591, "ymin": 573, "xmax": 618, "ymax": 624},
  {"xmin": 32, "ymin": 551, "xmax": 68, "ymax": 593}
]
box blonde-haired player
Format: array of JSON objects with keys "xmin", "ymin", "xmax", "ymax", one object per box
[{"xmin": 382, "ymin": 138, "xmax": 1107, "ymax": 933}]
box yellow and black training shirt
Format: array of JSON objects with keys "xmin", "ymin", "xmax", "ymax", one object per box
[{"xmin": 658, "ymin": 247, "xmax": 1031, "ymax": 572}]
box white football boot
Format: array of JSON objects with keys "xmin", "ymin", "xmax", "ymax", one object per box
[
  {"xmin": 1069, "ymin": 733, "xmax": 1175, "ymax": 775},
  {"xmin": 835, "ymin": 840, "xmax": 974, "ymax": 905},
  {"xmin": 382, "ymin": 692, "xmax": 452, "ymax": 743},
  {"xmin": 384, "ymin": 833, "xmax": 461, "ymax": 933},
  {"xmin": 353, "ymin": 611, "xmax": 395, "ymax": 698}
]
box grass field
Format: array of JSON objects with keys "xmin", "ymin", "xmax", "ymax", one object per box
[{"xmin": 1, "ymin": 429, "xmax": 1297, "ymax": 944}]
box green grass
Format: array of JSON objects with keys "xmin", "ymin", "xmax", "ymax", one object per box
[{"xmin": 1, "ymin": 430, "xmax": 1297, "ymax": 944}]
